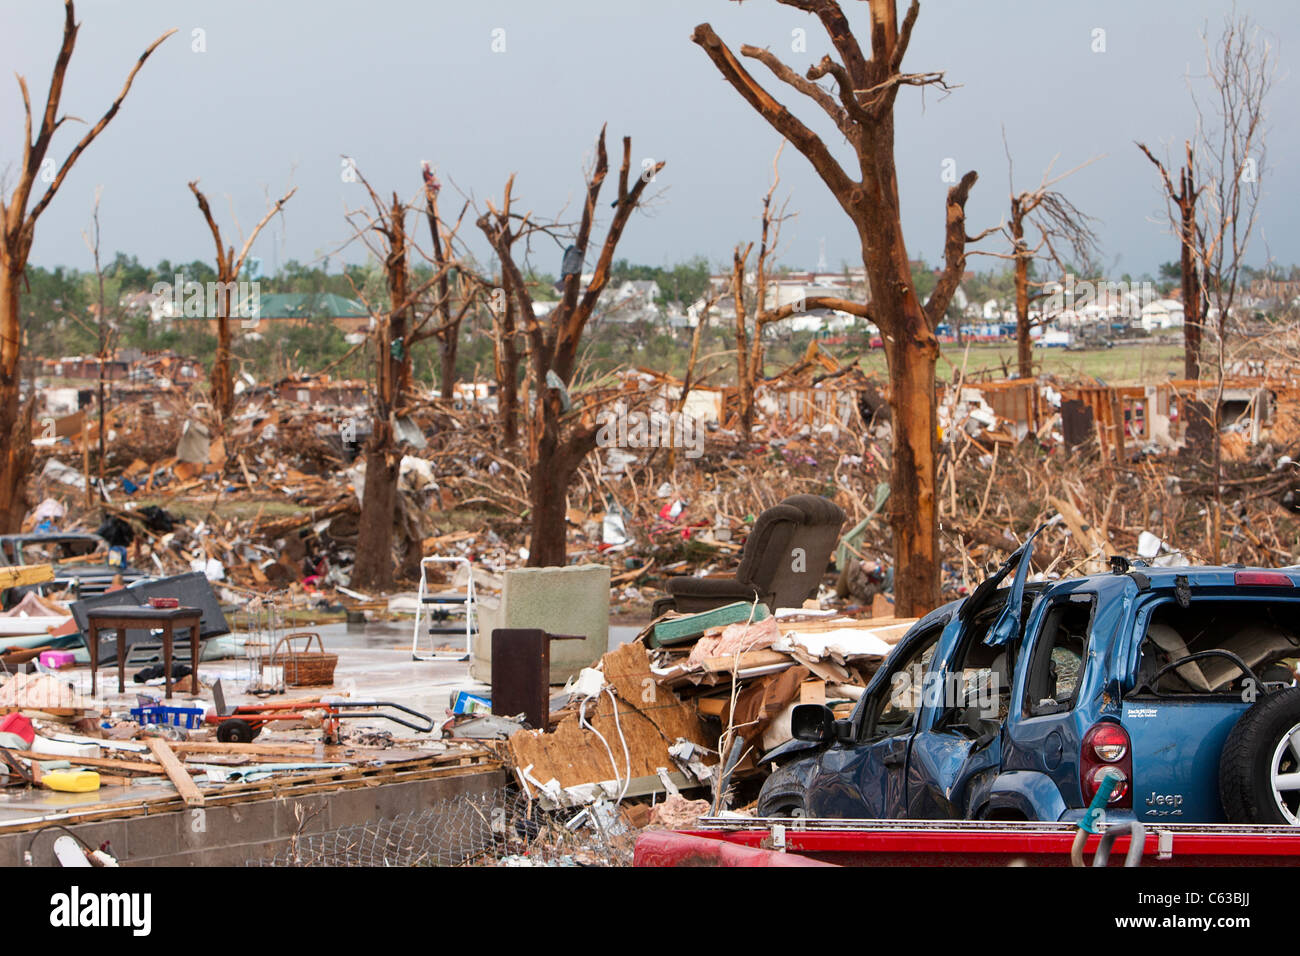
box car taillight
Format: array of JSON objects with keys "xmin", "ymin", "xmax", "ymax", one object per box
[
  {"xmin": 1234, "ymin": 570, "xmax": 1295, "ymax": 587},
  {"xmin": 1081, "ymin": 721, "xmax": 1132, "ymax": 808},
  {"xmin": 1089, "ymin": 722, "xmax": 1128, "ymax": 761}
]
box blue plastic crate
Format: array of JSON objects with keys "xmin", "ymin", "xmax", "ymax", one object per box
[{"xmin": 130, "ymin": 705, "xmax": 205, "ymax": 729}]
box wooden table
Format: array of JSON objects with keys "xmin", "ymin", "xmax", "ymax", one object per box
[{"xmin": 85, "ymin": 605, "xmax": 202, "ymax": 699}]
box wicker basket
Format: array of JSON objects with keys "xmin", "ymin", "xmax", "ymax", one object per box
[{"xmin": 273, "ymin": 632, "xmax": 338, "ymax": 687}]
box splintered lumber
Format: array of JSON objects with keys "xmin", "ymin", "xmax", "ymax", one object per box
[
  {"xmin": 12, "ymin": 750, "xmax": 194, "ymax": 775},
  {"xmin": 697, "ymin": 696, "xmax": 730, "ymax": 717},
  {"xmin": 170, "ymin": 741, "xmax": 316, "ymax": 757},
  {"xmin": 700, "ymin": 649, "xmax": 791, "ymax": 674},
  {"xmin": 0, "ymin": 564, "xmax": 54, "ymax": 589},
  {"xmin": 146, "ymin": 738, "xmax": 205, "ymax": 807},
  {"xmin": 777, "ymin": 616, "xmax": 917, "ymax": 650},
  {"xmin": 508, "ymin": 642, "xmax": 712, "ymax": 791},
  {"xmin": 651, "ymin": 601, "xmax": 770, "ymax": 647}
]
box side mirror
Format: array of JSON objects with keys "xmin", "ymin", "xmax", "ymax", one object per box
[{"xmin": 791, "ymin": 703, "xmax": 835, "ymax": 743}]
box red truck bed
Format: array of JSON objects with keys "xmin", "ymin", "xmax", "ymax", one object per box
[{"xmin": 635, "ymin": 817, "xmax": 1300, "ymax": 867}]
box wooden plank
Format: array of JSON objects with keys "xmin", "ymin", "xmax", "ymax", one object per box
[
  {"xmin": 696, "ymin": 696, "xmax": 729, "ymax": 717},
  {"xmin": 171, "ymin": 741, "xmax": 316, "ymax": 757},
  {"xmin": 0, "ymin": 564, "xmax": 55, "ymax": 589},
  {"xmin": 146, "ymin": 738, "xmax": 205, "ymax": 807},
  {"xmin": 13, "ymin": 750, "xmax": 179, "ymax": 775},
  {"xmin": 700, "ymin": 649, "xmax": 791, "ymax": 674},
  {"xmin": 776, "ymin": 615, "xmax": 917, "ymax": 635}
]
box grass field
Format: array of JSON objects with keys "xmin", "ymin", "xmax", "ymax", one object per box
[{"xmin": 850, "ymin": 340, "xmax": 1186, "ymax": 385}]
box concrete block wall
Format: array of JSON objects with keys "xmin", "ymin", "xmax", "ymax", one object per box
[{"xmin": 2, "ymin": 767, "xmax": 505, "ymax": 867}]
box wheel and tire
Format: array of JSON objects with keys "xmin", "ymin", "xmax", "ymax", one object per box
[
  {"xmin": 1220, "ymin": 686, "xmax": 1300, "ymax": 824},
  {"xmin": 757, "ymin": 763, "xmax": 809, "ymax": 818},
  {"xmin": 217, "ymin": 719, "xmax": 258, "ymax": 744}
]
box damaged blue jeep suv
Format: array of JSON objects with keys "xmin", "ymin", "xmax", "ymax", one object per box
[{"xmin": 758, "ymin": 529, "xmax": 1300, "ymax": 825}]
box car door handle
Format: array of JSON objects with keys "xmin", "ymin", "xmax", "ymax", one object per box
[{"xmin": 883, "ymin": 751, "xmax": 903, "ymax": 767}]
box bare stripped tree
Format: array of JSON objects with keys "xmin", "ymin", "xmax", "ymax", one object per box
[
  {"xmin": 730, "ymin": 145, "xmax": 870, "ymax": 432},
  {"xmin": 188, "ymin": 181, "xmax": 295, "ymax": 423},
  {"xmin": 0, "ymin": 1, "xmax": 173, "ymax": 531},
  {"xmin": 81, "ymin": 189, "xmax": 115, "ymax": 495},
  {"xmin": 1195, "ymin": 13, "xmax": 1272, "ymax": 352},
  {"xmin": 1137, "ymin": 140, "xmax": 1206, "ymax": 379},
  {"xmin": 419, "ymin": 162, "xmax": 480, "ymax": 400},
  {"xmin": 1000, "ymin": 143, "xmax": 1100, "ymax": 379},
  {"xmin": 342, "ymin": 166, "xmax": 466, "ymax": 589},
  {"xmin": 694, "ymin": 0, "xmax": 987, "ymax": 615},
  {"xmin": 485, "ymin": 263, "xmax": 523, "ymax": 445},
  {"xmin": 478, "ymin": 127, "xmax": 662, "ymax": 567},
  {"xmin": 1195, "ymin": 12, "xmax": 1274, "ymax": 563},
  {"xmin": 678, "ymin": 290, "xmax": 720, "ymax": 417}
]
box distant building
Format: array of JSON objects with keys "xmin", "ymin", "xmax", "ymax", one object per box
[
  {"xmin": 246, "ymin": 293, "xmax": 371, "ymax": 333},
  {"xmin": 1139, "ymin": 298, "xmax": 1186, "ymax": 331},
  {"xmin": 599, "ymin": 279, "xmax": 662, "ymax": 324}
]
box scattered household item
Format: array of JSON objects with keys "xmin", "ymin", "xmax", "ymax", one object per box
[
  {"xmin": 472, "ymin": 564, "xmax": 609, "ymax": 684},
  {"xmin": 491, "ymin": 629, "xmax": 586, "ymax": 730},
  {"xmin": 448, "ymin": 713, "xmax": 524, "ymax": 739},
  {"xmin": 69, "ymin": 571, "xmax": 230, "ymax": 667},
  {"xmin": 0, "ymin": 712, "xmax": 35, "ymax": 747},
  {"xmin": 243, "ymin": 592, "xmax": 286, "ymax": 695},
  {"xmin": 652, "ymin": 600, "xmax": 771, "ymax": 648},
  {"xmin": 653, "ymin": 494, "xmax": 846, "ymax": 616},
  {"xmin": 450, "ymin": 690, "xmax": 491, "ymax": 715},
  {"xmin": 41, "ymin": 769, "xmax": 100, "ymax": 793},
  {"xmin": 38, "ymin": 649, "xmax": 76, "ymax": 669},
  {"xmin": 85, "ymin": 604, "xmax": 202, "ymax": 699},
  {"xmin": 207, "ymin": 678, "xmax": 433, "ymax": 744},
  {"xmin": 130, "ymin": 704, "xmax": 205, "ymax": 729},
  {"xmin": 273, "ymin": 632, "xmax": 338, "ymax": 687},
  {"xmin": 411, "ymin": 555, "xmax": 477, "ymax": 662},
  {"xmin": 132, "ymin": 661, "xmax": 192, "ymax": 683}
]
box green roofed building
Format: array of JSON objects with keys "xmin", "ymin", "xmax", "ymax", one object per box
[{"xmin": 247, "ymin": 292, "xmax": 372, "ymax": 333}]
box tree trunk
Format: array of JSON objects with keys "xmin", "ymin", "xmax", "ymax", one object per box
[
  {"xmin": 868, "ymin": 232, "xmax": 941, "ymax": 618},
  {"xmin": 439, "ymin": 333, "xmax": 458, "ymax": 400},
  {"xmin": 1180, "ymin": 192, "xmax": 1203, "ymax": 380},
  {"xmin": 0, "ymin": 265, "xmax": 32, "ymax": 531},
  {"xmin": 351, "ymin": 419, "xmax": 399, "ymax": 591},
  {"xmin": 350, "ymin": 195, "xmax": 412, "ymax": 591},
  {"xmin": 211, "ymin": 309, "xmax": 234, "ymax": 421},
  {"xmin": 733, "ymin": 255, "xmax": 754, "ymax": 435},
  {"xmin": 494, "ymin": 297, "xmax": 519, "ymax": 444},
  {"xmin": 525, "ymin": 436, "xmax": 573, "ymax": 568},
  {"xmin": 1012, "ymin": 208, "xmax": 1032, "ymax": 379}
]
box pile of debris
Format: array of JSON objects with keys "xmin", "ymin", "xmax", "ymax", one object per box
[
  {"xmin": 494, "ymin": 600, "xmax": 913, "ymax": 813},
  {"xmin": 25, "ymin": 340, "xmax": 1300, "ymax": 620}
]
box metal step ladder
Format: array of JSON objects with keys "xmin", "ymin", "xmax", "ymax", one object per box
[{"xmin": 410, "ymin": 555, "xmax": 476, "ymax": 662}]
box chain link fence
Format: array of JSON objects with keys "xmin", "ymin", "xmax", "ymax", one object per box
[{"xmin": 262, "ymin": 787, "xmax": 637, "ymax": 867}]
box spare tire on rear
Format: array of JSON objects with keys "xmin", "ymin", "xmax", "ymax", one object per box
[{"xmin": 1219, "ymin": 686, "xmax": 1300, "ymax": 825}]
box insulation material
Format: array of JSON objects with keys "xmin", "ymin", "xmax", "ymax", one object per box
[
  {"xmin": 775, "ymin": 627, "xmax": 894, "ymax": 662},
  {"xmin": 687, "ymin": 615, "xmax": 781, "ymax": 665}
]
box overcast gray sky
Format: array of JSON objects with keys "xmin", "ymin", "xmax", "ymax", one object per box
[{"xmin": 2, "ymin": 0, "xmax": 1296, "ymax": 279}]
